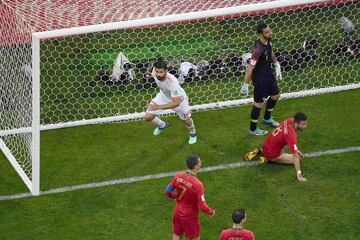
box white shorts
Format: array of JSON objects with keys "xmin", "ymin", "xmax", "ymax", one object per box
[{"xmin": 147, "ymin": 92, "xmax": 191, "ymax": 120}]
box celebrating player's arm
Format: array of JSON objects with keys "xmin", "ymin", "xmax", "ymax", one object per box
[
  {"xmin": 148, "ymin": 79, "xmax": 182, "ymax": 110},
  {"xmin": 148, "ymin": 96, "xmax": 180, "ymax": 110}
]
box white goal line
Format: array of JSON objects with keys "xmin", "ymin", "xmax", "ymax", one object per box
[{"xmin": 0, "ymin": 146, "xmax": 359, "ymax": 201}]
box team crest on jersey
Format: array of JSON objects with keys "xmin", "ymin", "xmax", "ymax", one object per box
[{"xmin": 174, "ymin": 90, "xmax": 179, "ymax": 96}]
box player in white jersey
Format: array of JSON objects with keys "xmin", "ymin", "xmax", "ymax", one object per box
[{"xmin": 144, "ymin": 59, "xmax": 197, "ymax": 144}]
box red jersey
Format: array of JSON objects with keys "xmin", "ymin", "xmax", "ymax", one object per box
[
  {"xmin": 220, "ymin": 228, "xmax": 255, "ymax": 240},
  {"xmin": 165, "ymin": 171, "xmax": 214, "ymax": 219},
  {"xmin": 262, "ymin": 118, "xmax": 299, "ymax": 160}
]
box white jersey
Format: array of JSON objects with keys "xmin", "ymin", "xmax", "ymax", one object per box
[
  {"xmin": 151, "ymin": 68, "xmax": 186, "ymax": 100},
  {"xmin": 178, "ymin": 62, "xmax": 198, "ymax": 84}
]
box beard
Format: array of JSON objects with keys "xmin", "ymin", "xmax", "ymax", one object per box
[{"xmin": 156, "ymin": 75, "xmax": 165, "ymax": 80}]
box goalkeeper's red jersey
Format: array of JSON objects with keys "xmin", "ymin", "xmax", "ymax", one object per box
[
  {"xmin": 219, "ymin": 228, "xmax": 255, "ymax": 240},
  {"xmin": 165, "ymin": 171, "xmax": 214, "ymax": 219},
  {"xmin": 262, "ymin": 118, "xmax": 299, "ymax": 159}
]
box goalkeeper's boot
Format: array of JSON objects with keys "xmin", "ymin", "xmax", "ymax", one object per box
[
  {"xmin": 153, "ymin": 122, "xmax": 170, "ymax": 136},
  {"xmin": 258, "ymin": 156, "xmax": 269, "ymax": 164},
  {"xmin": 249, "ymin": 128, "xmax": 268, "ymax": 136},
  {"xmin": 263, "ymin": 118, "xmax": 279, "ymax": 127},
  {"xmin": 188, "ymin": 133, "xmax": 197, "ymax": 144},
  {"xmin": 244, "ymin": 148, "xmax": 260, "ymax": 161}
]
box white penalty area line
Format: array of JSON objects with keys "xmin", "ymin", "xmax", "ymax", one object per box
[{"xmin": 1, "ymin": 146, "xmax": 359, "ymax": 201}]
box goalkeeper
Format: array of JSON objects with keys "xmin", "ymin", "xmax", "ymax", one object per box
[{"xmin": 241, "ymin": 23, "xmax": 282, "ymax": 136}]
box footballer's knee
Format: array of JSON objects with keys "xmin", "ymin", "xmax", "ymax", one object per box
[
  {"xmin": 271, "ymin": 94, "xmax": 280, "ymax": 100},
  {"xmin": 144, "ymin": 113, "xmax": 155, "ymax": 122},
  {"xmin": 253, "ymin": 102, "xmax": 265, "ymax": 109}
]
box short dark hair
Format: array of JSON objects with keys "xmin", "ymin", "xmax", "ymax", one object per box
[
  {"xmin": 153, "ymin": 58, "xmax": 167, "ymax": 70},
  {"xmin": 232, "ymin": 208, "xmax": 246, "ymax": 224},
  {"xmin": 186, "ymin": 155, "xmax": 200, "ymax": 169},
  {"xmin": 294, "ymin": 112, "xmax": 307, "ymax": 123},
  {"xmin": 257, "ymin": 22, "xmax": 268, "ymax": 34}
]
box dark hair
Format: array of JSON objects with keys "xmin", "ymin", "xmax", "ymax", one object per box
[
  {"xmin": 153, "ymin": 58, "xmax": 167, "ymax": 70},
  {"xmin": 186, "ymin": 155, "xmax": 200, "ymax": 170},
  {"xmin": 257, "ymin": 22, "xmax": 268, "ymax": 34},
  {"xmin": 294, "ymin": 112, "xmax": 307, "ymax": 123},
  {"xmin": 232, "ymin": 208, "xmax": 246, "ymax": 224}
]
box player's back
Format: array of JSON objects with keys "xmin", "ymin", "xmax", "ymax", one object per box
[
  {"xmin": 173, "ymin": 171, "xmax": 203, "ymax": 219},
  {"xmin": 220, "ymin": 228, "xmax": 255, "ymax": 240}
]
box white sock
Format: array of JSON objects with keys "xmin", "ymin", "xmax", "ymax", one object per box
[
  {"xmin": 152, "ymin": 117, "xmax": 166, "ymax": 128},
  {"xmin": 187, "ymin": 120, "xmax": 196, "ymax": 134}
]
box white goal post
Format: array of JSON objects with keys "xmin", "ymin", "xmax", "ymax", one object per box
[{"xmin": 0, "ymin": 0, "xmax": 359, "ymax": 195}]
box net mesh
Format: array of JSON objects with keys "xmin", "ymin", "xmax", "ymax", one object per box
[
  {"xmin": 0, "ymin": 1, "xmax": 33, "ymax": 180},
  {"xmin": 0, "ymin": 0, "xmax": 359, "ymax": 191}
]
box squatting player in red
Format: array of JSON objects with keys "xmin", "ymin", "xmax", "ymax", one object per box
[
  {"xmin": 244, "ymin": 112, "xmax": 308, "ymax": 182},
  {"xmin": 165, "ymin": 155, "xmax": 215, "ymax": 240},
  {"xmin": 219, "ymin": 208, "xmax": 255, "ymax": 240}
]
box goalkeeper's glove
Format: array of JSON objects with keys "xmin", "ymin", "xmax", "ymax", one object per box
[
  {"xmin": 274, "ymin": 61, "xmax": 282, "ymax": 81},
  {"xmin": 241, "ymin": 82, "xmax": 249, "ymax": 96}
]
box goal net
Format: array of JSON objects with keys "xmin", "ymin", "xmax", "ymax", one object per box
[{"xmin": 0, "ymin": 0, "xmax": 359, "ymax": 195}]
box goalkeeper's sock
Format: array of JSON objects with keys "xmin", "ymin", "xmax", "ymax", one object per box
[
  {"xmin": 250, "ymin": 106, "xmax": 261, "ymax": 131},
  {"xmin": 264, "ymin": 98, "xmax": 277, "ymax": 120},
  {"xmin": 187, "ymin": 119, "xmax": 196, "ymax": 134},
  {"xmin": 152, "ymin": 117, "xmax": 166, "ymax": 128}
]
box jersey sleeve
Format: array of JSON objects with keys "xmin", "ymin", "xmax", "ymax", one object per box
[
  {"xmin": 165, "ymin": 175, "xmax": 178, "ymax": 199},
  {"xmin": 286, "ymin": 129, "xmax": 299, "ymax": 155},
  {"xmin": 196, "ymin": 183, "xmax": 214, "ymax": 216},
  {"xmin": 249, "ymin": 46, "xmax": 262, "ymax": 66},
  {"xmin": 168, "ymin": 77, "xmax": 181, "ymax": 98}
]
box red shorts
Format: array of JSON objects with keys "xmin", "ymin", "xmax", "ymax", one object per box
[
  {"xmin": 262, "ymin": 148, "xmax": 282, "ymax": 161},
  {"xmin": 173, "ymin": 216, "xmax": 200, "ymax": 238}
]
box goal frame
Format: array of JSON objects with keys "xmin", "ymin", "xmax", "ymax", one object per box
[{"xmin": 1, "ymin": 0, "xmax": 359, "ymax": 195}]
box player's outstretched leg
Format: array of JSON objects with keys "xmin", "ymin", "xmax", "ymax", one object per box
[
  {"xmin": 153, "ymin": 122, "xmax": 170, "ymax": 136},
  {"xmin": 183, "ymin": 118, "xmax": 197, "ymax": 144},
  {"xmin": 144, "ymin": 113, "xmax": 170, "ymax": 136}
]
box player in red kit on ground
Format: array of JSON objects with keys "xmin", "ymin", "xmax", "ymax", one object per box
[
  {"xmin": 244, "ymin": 112, "xmax": 308, "ymax": 182},
  {"xmin": 165, "ymin": 155, "xmax": 215, "ymax": 240},
  {"xmin": 219, "ymin": 208, "xmax": 255, "ymax": 240}
]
